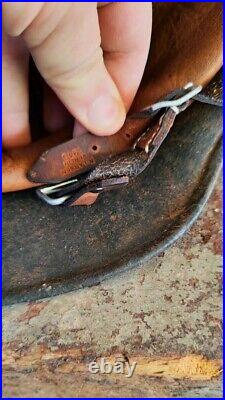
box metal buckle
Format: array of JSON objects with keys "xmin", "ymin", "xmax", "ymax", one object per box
[
  {"xmin": 37, "ymin": 178, "xmax": 78, "ymax": 206},
  {"xmin": 37, "ymin": 176, "xmax": 130, "ymax": 206}
]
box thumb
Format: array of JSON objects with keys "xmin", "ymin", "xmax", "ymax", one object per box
[{"xmin": 3, "ymin": 2, "xmax": 126, "ymax": 136}]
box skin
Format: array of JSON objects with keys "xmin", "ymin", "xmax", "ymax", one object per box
[{"xmin": 2, "ymin": 2, "xmax": 152, "ymax": 149}]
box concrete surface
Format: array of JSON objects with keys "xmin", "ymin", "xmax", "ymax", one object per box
[{"xmin": 3, "ymin": 178, "xmax": 222, "ymax": 398}]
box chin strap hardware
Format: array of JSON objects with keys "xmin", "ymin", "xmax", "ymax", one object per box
[{"xmin": 36, "ymin": 83, "xmax": 202, "ymax": 206}]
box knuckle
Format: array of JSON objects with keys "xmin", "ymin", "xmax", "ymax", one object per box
[
  {"xmin": 46, "ymin": 47, "xmax": 104, "ymax": 91},
  {"xmin": 3, "ymin": 3, "xmax": 44, "ymax": 37}
]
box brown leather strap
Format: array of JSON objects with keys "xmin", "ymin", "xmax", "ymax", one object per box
[
  {"xmin": 28, "ymin": 118, "xmax": 152, "ymax": 184},
  {"xmin": 3, "ymin": 128, "xmax": 71, "ymax": 192},
  {"xmin": 35, "ymin": 78, "xmax": 222, "ymax": 207}
]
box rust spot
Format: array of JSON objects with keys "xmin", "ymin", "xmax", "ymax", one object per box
[
  {"xmin": 139, "ymin": 273, "xmax": 146, "ymax": 286},
  {"xmin": 164, "ymin": 294, "xmax": 173, "ymax": 302},
  {"xmin": 111, "ymin": 329, "xmax": 120, "ymax": 338},
  {"xmin": 186, "ymin": 292, "xmax": 207, "ymax": 312},
  {"xmin": 133, "ymin": 312, "xmax": 153, "ymax": 329},
  {"xmin": 17, "ymin": 301, "xmax": 49, "ymax": 323},
  {"xmin": 188, "ymin": 278, "xmax": 199, "ymax": 288},
  {"xmin": 121, "ymin": 287, "xmax": 132, "ymax": 296}
]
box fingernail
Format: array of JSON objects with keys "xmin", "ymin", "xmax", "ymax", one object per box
[{"xmin": 88, "ymin": 95, "xmax": 125, "ymax": 134}]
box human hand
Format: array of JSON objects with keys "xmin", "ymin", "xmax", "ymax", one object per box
[{"xmin": 3, "ymin": 2, "xmax": 152, "ymax": 148}]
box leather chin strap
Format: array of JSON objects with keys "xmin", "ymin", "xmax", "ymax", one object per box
[
  {"xmin": 2, "ymin": 2, "xmax": 223, "ymax": 206},
  {"xmin": 34, "ymin": 76, "xmax": 223, "ymax": 207}
]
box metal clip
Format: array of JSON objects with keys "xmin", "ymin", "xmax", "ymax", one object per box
[
  {"xmin": 37, "ymin": 175, "xmax": 129, "ymax": 206},
  {"xmin": 131, "ymin": 83, "xmax": 202, "ymax": 119},
  {"xmin": 37, "ymin": 178, "xmax": 78, "ymax": 206},
  {"xmin": 132, "ymin": 83, "xmax": 202, "ymax": 153},
  {"xmin": 150, "ymin": 83, "xmax": 202, "ymax": 112}
]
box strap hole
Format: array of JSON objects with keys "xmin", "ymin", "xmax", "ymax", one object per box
[{"xmin": 92, "ymin": 145, "xmax": 98, "ymax": 151}]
